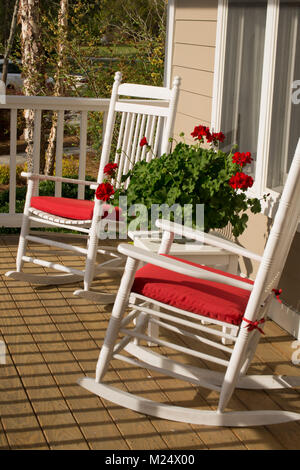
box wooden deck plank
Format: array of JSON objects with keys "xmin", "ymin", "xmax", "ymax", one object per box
[
  {"xmin": 20, "ymin": 288, "xmax": 126, "ymax": 450},
  {"xmin": 0, "ymin": 417, "xmax": 9, "ymax": 450},
  {"xmin": 152, "ymin": 332, "xmax": 248, "ymax": 450},
  {"xmin": 111, "ymin": 352, "xmax": 208, "ymax": 450},
  {"xmin": 159, "ymin": 328, "xmax": 286, "ymax": 450},
  {"xmin": 30, "ymin": 283, "xmax": 138, "ymax": 450},
  {"xmin": 0, "ymin": 357, "xmax": 49, "ymax": 449},
  {"xmin": 56, "ymin": 287, "xmax": 169, "ymax": 450},
  {"xmin": 1, "ymin": 234, "xmax": 300, "ymax": 450},
  {"xmin": 0, "ymin": 280, "xmax": 89, "ymax": 450}
]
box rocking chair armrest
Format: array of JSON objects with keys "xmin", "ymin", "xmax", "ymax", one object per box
[
  {"xmin": 156, "ymin": 219, "xmax": 262, "ymax": 263},
  {"xmin": 118, "ymin": 243, "xmax": 253, "ymax": 292},
  {"xmin": 21, "ymin": 172, "xmax": 97, "ymax": 187}
]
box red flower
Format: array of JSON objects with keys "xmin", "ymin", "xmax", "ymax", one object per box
[
  {"xmin": 95, "ymin": 182, "xmax": 115, "ymax": 201},
  {"xmin": 104, "ymin": 163, "xmax": 118, "ymax": 177},
  {"xmin": 213, "ymin": 132, "xmax": 225, "ymax": 143},
  {"xmin": 232, "ymin": 151, "xmax": 252, "ymax": 167},
  {"xmin": 140, "ymin": 137, "xmax": 148, "ymax": 147},
  {"xmin": 191, "ymin": 125, "xmax": 211, "ymax": 141},
  {"xmin": 229, "ymin": 172, "xmax": 254, "ymax": 190},
  {"xmin": 191, "ymin": 125, "xmax": 225, "ymax": 144}
]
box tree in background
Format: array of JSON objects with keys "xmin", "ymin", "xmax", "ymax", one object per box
[
  {"xmin": 113, "ymin": 0, "xmax": 167, "ymax": 86},
  {"xmin": 2, "ymin": 0, "xmax": 167, "ymax": 173},
  {"xmin": 1, "ymin": 0, "xmax": 19, "ymax": 85},
  {"xmin": 19, "ymin": 0, "xmax": 46, "ymax": 172},
  {"xmin": 44, "ymin": 0, "xmax": 68, "ymax": 176}
]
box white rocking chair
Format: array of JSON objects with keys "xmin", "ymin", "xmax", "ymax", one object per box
[
  {"xmin": 5, "ymin": 72, "xmax": 181, "ymax": 303},
  {"xmin": 79, "ymin": 139, "xmax": 300, "ymax": 426}
]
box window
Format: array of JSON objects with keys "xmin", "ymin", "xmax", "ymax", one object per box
[
  {"xmin": 220, "ymin": 0, "xmax": 267, "ymax": 178},
  {"xmin": 213, "ymin": 0, "xmax": 300, "ymax": 208},
  {"xmin": 268, "ymin": 1, "xmax": 300, "ymax": 191}
]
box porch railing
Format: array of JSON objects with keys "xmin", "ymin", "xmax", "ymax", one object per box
[{"xmin": 0, "ymin": 95, "xmax": 111, "ymax": 227}]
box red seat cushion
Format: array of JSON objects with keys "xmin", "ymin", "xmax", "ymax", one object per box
[
  {"xmin": 132, "ymin": 255, "xmax": 254, "ymax": 326},
  {"xmin": 30, "ymin": 196, "xmax": 122, "ymax": 221}
]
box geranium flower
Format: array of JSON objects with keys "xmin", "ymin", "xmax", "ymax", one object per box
[
  {"xmin": 140, "ymin": 137, "xmax": 148, "ymax": 147},
  {"xmin": 95, "ymin": 182, "xmax": 115, "ymax": 201},
  {"xmin": 191, "ymin": 125, "xmax": 225, "ymax": 144},
  {"xmin": 232, "ymin": 152, "xmax": 252, "ymax": 167},
  {"xmin": 104, "ymin": 163, "xmax": 118, "ymax": 177},
  {"xmin": 213, "ymin": 132, "xmax": 225, "ymax": 143},
  {"xmin": 191, "ymin": 125, "xmax": 211, "ymax": 141},
  {"xmin": 229, "ymin": 172, "xmax": 254, "ymax": 190}
]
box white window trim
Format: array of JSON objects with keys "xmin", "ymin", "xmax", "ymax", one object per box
[
  {"xmin": 164, "ymin": 0, "xmax": 176, "ymax": 88},
  {"xmin": 212, "ymin": 0, "xmax": 298, "ymax": 221}
]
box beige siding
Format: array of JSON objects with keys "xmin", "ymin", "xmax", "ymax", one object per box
[
  {"xmin": 175, "ymin": 21, "xmax": 217, "ymax": 47},
  {"xmin": 175, "ymin": 0, "xmax": 218, "ymax": 21},
  {"xmin": 171, "ymin": 0, "xmax": 218, "ymax": 139},
  {"xmin": 173, "ymin": 44, "xmax": 215, "ymax": 72},
  {"xmin": 177, "ymin": 90, "xmax": 212, "ymax": 127},
  {"xmin": 173, "ymin": 66, "xmax": 214, "ymax": 97}
]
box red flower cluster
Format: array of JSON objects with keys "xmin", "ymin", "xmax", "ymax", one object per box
[
  {"xmin": 140, "ymin": 137, "xmax": 148, "ymax": 147},
  {"xmin": 232, "ymin": 152, "xmax": 252, "ymax": 167},
  {"xmin": 191, "ymin": 125, "xmax": 225, "ymax": 144},
  {"xmin": 229, "ymin": 172, "xmax": 254, "ymax": 190},
  {"xmin": 104, "ymin": 162, "xmax": 118, "ymax": 177},
  {"xmin": 95, "ymin": 182, "xmax": 115, "ymax": 201},
  {"xmin": 191, "ymin": 125, "xmax": 210, "ymax": 140}
]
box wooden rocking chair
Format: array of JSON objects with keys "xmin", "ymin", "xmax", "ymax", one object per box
[
  {"xmin": 5, "ymin": 72, "xmax": 181, "ymax": 303},
  {"xmin": 79, "ymin": 139, "xmax": 300, "ymax": 426}
]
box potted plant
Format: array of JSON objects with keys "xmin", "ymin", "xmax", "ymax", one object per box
[{"xmin": 101, "ymin": 126, "xmax": 262, "ymax": 237}]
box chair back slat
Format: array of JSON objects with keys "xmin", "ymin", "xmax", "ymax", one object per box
[
  {"xmin": 118, "ymin": 83, "xmax": 173, "ymax": 100},
  {"xmin": 115, "ymin": 101, "xmax": 169, "ymax": 117},
  {"xmin": 98, "ymin": 72, "xmax": 181, "ymax": 190}
]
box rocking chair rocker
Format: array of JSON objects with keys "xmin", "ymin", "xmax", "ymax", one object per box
[
  {"xmin": 5, "ymin": 72, "xmax": 181, "ymax": 303},
  {"xmin": 79, "ymin": 139, "xmax": 300, "ymax": 426}
]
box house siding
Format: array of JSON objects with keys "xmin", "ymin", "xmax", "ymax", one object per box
[
  {"xmin": 171, "ymin": 0, "xmax": 218, "ymax": 141},
  {"xmin": 170, "ymin": 0, "xmax": 300, "ymax": 314}
]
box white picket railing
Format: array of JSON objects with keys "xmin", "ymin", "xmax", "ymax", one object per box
[{"xmin": 0, "ymin": 95, "xmax": 111, "ymax": 227}]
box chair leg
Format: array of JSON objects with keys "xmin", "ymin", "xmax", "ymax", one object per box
[
  {"xmin": 16, "ymin": 212, "xmax": 31, "ymax": 272},
  {"xmin": 83, "ymin": 227, "xmax": 98, "ymax": 292},
  {"xmin": 74, "ymin": 213, "xmax": 116, "ymax": 303},
  {"xmin": 16, "ymin": 178, "xmax": 37, "ymax": 272},
  {"xmin": 218, "ymin": 328, "xmax": 251, "ymax": 412},
  {"xmin": 240, "ymin": 329, "xmax": 262, "ymax": 375},
  {"xmin": 95, "ymin": 256, "xmax": 139, "ymax": 382}
]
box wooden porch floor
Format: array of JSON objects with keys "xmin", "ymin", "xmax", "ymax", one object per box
[{"xmin": 0, "ymin": 234, "xmax": 300, "ymax": 450}]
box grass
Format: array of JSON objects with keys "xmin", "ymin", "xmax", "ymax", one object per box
[{"xmin": 80, "ymin": 44, "xmax": 139, "ymax": 58}]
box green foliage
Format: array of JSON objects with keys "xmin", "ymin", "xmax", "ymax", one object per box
[
  {"xmin": 0, "ymin": 165, "xmax": 10, "ymax": 185},
  {"xmin": 0, "ymin": 164, "xmax": 26, "ymax": 185},
  {"xmin": 114, "ymin": 140, "xmax": 261, "ymax": 237}
]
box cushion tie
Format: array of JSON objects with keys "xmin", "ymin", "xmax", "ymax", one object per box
[
  {"xmin": 243, "ymin": 317, "xmax": 265, "ymax": 334},
  {"xmin": 272, "ymin": 288, "xmax": 282, "ymax": 303}
]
